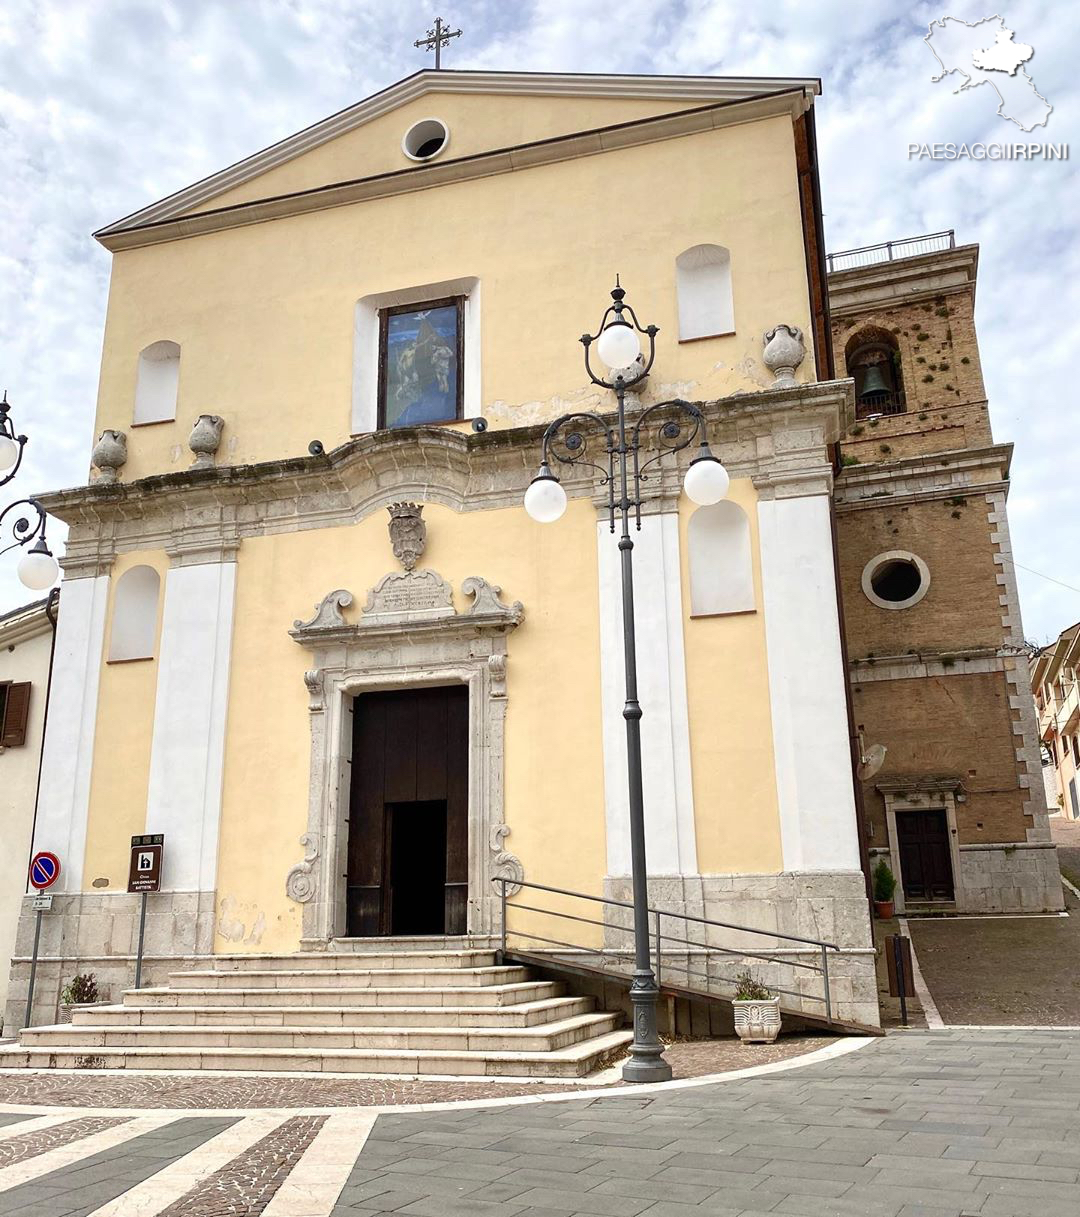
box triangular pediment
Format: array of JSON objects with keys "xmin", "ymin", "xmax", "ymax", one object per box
[{"xmin": 95, "ymin": 69, "xmax": 819, "ymax": 245}]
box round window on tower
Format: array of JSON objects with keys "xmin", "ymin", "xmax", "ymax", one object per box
[
  {"xmin": 402, "ymin": 117, "xmax": 450, "ymax": 162},
  {"xmin": 861, "ymin": 551, "xmax": 931, "ymax": 610}
]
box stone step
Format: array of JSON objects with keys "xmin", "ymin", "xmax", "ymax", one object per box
[
  {"xmin": 77, "ymin": 996, "xmax": 593, "ymax": 1029},
  {"xmin": 209, "ymin": 950, "xmax": 498, "ymax": 972},
  {"xmin": 0, "ymin": 1030, "xmax": 634, "ymax": 1078},
  {"xmin": 21, "ymin": 1013, "xmax": 620, "ymax": 1054},
  {"xmin": 168, "ymin": 966, "xmax": 531, "ymax": 990},
  {"xmin": 125, "ymin": 980, "xmax": 564, "ymax": 1008},
  {"xmin": 326, "ymin": 936, "xmax": 486, "ymax": 953}
]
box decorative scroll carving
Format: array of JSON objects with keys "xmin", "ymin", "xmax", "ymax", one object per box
[
  {"xmin": 362, "ymin": 569, "xmax": 454, "ymax": 621},
  {"xmin": 303, "ymin": 669, "xmax": 325, "ymax": 713},
  {"xmin": 463, "ymin": 576, "xmax": 524, "ymax": 622},
  {"xmin": 387, "ymin": 502, "xmax": 427, "ymax": 571},
  {"xmin": 488, "ymin": 653, "xmax": 507, "ymax": 698},
  {"xmin": 293, "ymin": 589, "xmax": 353, "ymax": 632},
  {"xmin": 489, "ymin": 824, "xmax": 524, "ymax": 896},
  {"xmin": 286, "ymin": 833, "xmax": 320, "ymax": 903}
]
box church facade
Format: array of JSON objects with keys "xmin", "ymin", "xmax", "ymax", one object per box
[{"xmin": 3, "ymin": 69, "xmax": 1055, "ymax": 1037}]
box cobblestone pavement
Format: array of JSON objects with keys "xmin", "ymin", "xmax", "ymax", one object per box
[
  {"xmin": 155, "ymin": 1115, "xmax": 325, "ymax": 1216},
  {"xmin": 0, "ymin": 1036, "xmax": 834, "ymax": 1109},
  {"xmin": 1, "ymin": 1032, "xmax": 1076, "ymax": 1215},
  {"xmin": 907, "ymin": 883, "xmax": 1080, "ymax": 1025}
]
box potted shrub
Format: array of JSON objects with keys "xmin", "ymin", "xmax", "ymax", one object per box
[
  {"xmin": 58, "ymin": 973, "xmax": 107, "ymax": 1024},
  {"xmin": 731, "ymin": 968, "xmax": 782, "ymax": 1044},
  {"xmin": 872, "ymin": 859, "xmax": 897, "ymax": 919}
]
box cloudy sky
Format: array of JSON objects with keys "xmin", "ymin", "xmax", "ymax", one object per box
[{"xmin": 1, "ymin": 0, "xmax": 1077, "ymax": 640}]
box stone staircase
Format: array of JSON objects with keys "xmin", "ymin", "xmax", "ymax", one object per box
[{"xmin": 1, "ymin": 946, "xmax": 632, "ymax": 1078}]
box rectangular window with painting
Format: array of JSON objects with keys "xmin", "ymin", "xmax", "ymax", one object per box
[{"xmin": 378, "ymin": 297, "xmax": 464, "ymax": 429}]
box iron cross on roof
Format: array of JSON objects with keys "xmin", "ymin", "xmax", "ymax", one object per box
[{"xmin": 414, "ymin": 16, "xmax": 462, "ymax": 69}]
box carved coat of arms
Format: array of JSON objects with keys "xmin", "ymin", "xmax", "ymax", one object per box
[{"xmin": 387, "ymin": 502, "xmax": 427, "ymax": 571}]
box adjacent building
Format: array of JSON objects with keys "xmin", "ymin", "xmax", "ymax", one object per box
[{"xmin": 1033, "ymin": 624, "xmax": 1080, "ymax": 820}]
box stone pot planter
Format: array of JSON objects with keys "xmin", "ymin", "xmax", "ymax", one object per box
[
  {"xmin": 91, "ymin": 429, "xmax": 127, "ymax": 483},
  {"xmin": 189, "ymin": 414, "xmax": 225, "ymax": 470},
  {"xmin": 762, "ymin": 324, "xmax": 805, "ymax": 388},
  {"xmin": 58, "ymin": 999, "xmax": 111, "ymax": 1025},
  {"xmin": 732, "ymin": 996, "xmax": 782, "ymax": 1044},
  {"xmin": 874, "ymin": 899, "xmax": 895, "ymax": 919}
]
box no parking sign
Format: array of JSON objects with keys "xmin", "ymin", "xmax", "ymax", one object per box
[{"xmin": 28, "ymin": 852, "xmax": 60, "ymax": 890}]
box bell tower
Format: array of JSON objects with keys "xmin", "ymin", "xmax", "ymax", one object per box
[{"xmin": 827, "ymin": 232, "xmax": 1062, "ymax": 916}]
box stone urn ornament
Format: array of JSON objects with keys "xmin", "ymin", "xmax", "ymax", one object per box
[
  {"xmin": 731, "ymin": 968, "xmax": 782, "ymax": 1044},
  {"xmin": 91, "ymin": 429, "xmax": 127, "ymax": 483},
  {"xmin": 189, "ymin": 414, "xmax": 225, "ymax": 470},
  {"xmin": 762, "ymin": 324, "xmax": 806, "ymax": 389}
]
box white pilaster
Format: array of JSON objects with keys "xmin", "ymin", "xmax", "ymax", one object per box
[
  {"xmin": 145, "ymin": 561, "xmax": 236, "ymax": 891},
  {"xmin": 32, "ymin": 575, "xmax": 110, "ymax": 892},
  {"xmin": 756, "ymin": 494, "xmax": 860, "ymax": 871},
  {"xmin": 598, "ymin": 511, "xmax": 697, "ymax": 876}
]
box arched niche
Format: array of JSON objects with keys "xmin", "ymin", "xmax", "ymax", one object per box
[
  {"xmin": 134, "ymin": 340, "xmax": 181, "ymax": 425},
  {"xmin": 688, "ymin": 501, "xmax": 755, "ymax": 617},
  {"xmin": 844, "ymin": 326, "xmax": 905, "ymax": 418},
  {"xmin": 676, "ymin": 244, "xmax": 734, "ymax": 341},
  {"xmin": 108, "ymin": 565, "xmax": 161, "ymax": 661}
]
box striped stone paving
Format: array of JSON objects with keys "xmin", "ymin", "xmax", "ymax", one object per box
[{"xmin": 0, "ymin": 1032, "xmax": 1076, "ymax": 1215}]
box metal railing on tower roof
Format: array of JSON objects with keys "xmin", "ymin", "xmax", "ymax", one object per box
[{"xmin": 826, "ymin": 230, "xmax": 956, "ymax": 274}]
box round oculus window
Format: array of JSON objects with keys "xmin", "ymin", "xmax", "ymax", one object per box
[
  {"xmin": 402, "ymin": 117, "xmax": 449, "ymax": 162},
  {"xmin": 861, "ymin": 551, "xmax": 931, "ymax": 610}
]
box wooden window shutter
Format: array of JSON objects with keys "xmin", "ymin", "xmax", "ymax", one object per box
[{"xmin": 0, "ymin": 681, "xmax": 32, "ymax": 747}]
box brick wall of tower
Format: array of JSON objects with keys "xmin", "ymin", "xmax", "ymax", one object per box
[{"xmin": 837, "ymin": 495, "xmax": 1004, "ymax": 658}]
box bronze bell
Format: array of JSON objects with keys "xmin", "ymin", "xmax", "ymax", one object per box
[{"xmin": 858, "ymin": 363, "xmax": 892, "ymax": 400}]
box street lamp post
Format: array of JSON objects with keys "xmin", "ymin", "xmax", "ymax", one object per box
[
  {"xmin": 524, "ymin": 281, "xmax": 730, "ymax": 1083},
  {"xmin": 0, "ymin": 393, "xmax": 61, "ymax": 592},
  {"xmin": 0, "ymin": 392, "xmax": 29, "ymax": 487},
  {"xmin": 1, "ymin": 499, "xmax": 60, "ymax": 591}
]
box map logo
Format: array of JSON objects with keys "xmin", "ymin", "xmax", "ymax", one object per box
[{"xmin": 925, "ymin": 14, "xmax": 1052, "ymax": 132}]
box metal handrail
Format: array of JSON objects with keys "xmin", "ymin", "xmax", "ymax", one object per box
[
  {"xmin": 497, "ymin": 877, "xmax": 839, "ymax": 1023},
  {"xmin": 827, "ymin": 230, "xmax": 955, "ymax": 273}
]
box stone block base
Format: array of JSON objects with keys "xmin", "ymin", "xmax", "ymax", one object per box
[
  {"xmin": 956, "ymin": 842, "xmax": 1064, "ymax": 912},
  {"xmin": 3, "ymin": 890, "xmax": 216, "ymax": 1035},
  {"xmin": 602, "ymin": 871, "xmax": 879, "ymax": 1028}
]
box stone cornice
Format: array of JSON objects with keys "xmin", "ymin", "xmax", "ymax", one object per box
[
  {"xmin": 827, "ymin": 244, "xmax": 980, "ymax": 318},
  {"xmin": 834, "ymin": 442, "xmax": 1013, "ymax": 511},
  {"xmin": 38, "ymin": 380, "xmax": 854, "ymax": 567},
  {"xmin": 96, "ymin": 90, "xmax": 811, "ymax": 251}
]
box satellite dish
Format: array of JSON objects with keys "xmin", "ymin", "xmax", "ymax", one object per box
[{"xmin": 858, "ymin": 743, "xmax": 887, "ymax": 782}]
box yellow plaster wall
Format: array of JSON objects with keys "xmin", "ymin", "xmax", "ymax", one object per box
[
  {"xmin": 214, "ymin": 497, "xmax": 609, "ymax": 954},
  {"xmin": 190, "ymin": 92, "xmax": 695, "ymax": 213},
  {"xmin": 81, "ymin": 551, "xmax": 167, "ymax": 889},
  {"xmin": 680, "ymin": 480, "xmax": 783, "ymax": 875},
  {"xmin": 94, "ymin": 114, "xmax": 813, "ymax": 483}
]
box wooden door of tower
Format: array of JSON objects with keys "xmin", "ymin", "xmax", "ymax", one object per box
[
  {"xmin": 896, "ymin": 809, "xmax": 955, "ymax": 902},
  {"xmin": 346, "ymin": 686, "xmax": 469, "ymax": 937}
]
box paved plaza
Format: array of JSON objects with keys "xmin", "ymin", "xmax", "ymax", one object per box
[{"xmin": 0, "ymin": 1030, "xmax": 1078, "ymax": 1215}]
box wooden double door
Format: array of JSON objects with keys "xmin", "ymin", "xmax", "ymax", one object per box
[
  {"xmin": 346, "ymin": 686, "xmax": 469, "ymax": 937},
  {"xmin": 896, "ymin": 809, "xmax": 955, "ymax": 902}
]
